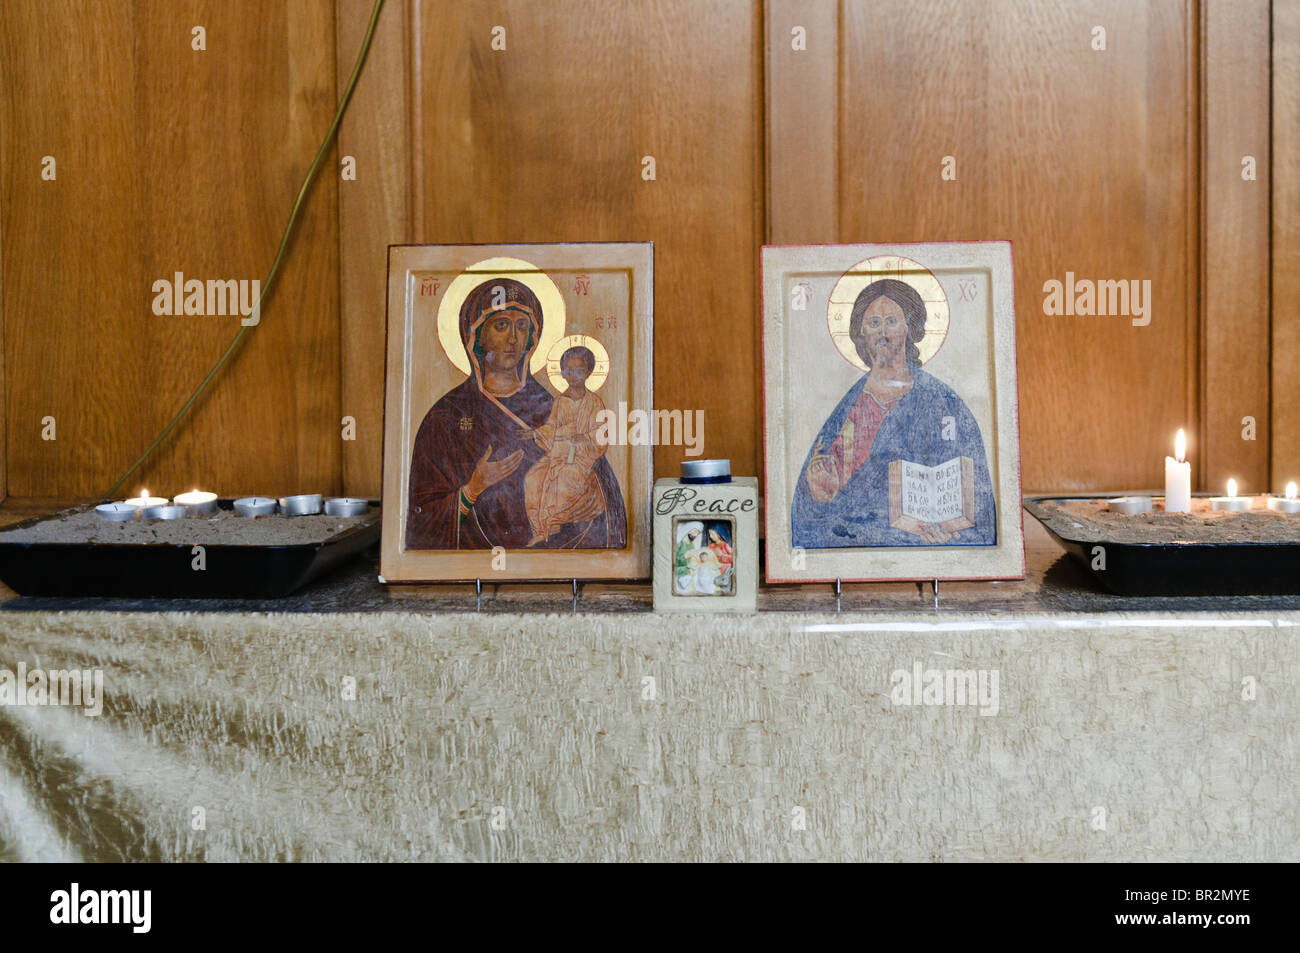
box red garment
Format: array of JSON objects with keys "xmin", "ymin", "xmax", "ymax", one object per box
[
  {"xmin": 828, "ymin": 387, "xmax": 898, "ymax": 488},
  {"xmin": 709, "ymin": 540, "xmax": 733, "ymax": 572}
]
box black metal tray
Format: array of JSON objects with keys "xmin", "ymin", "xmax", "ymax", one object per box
[
  {"xmin": 1024, "ymin": 494, "xmax": 1300, "ymax": 596},
  {"xmin": 0, "ymin": 500, "xmax": 381, "ymax": 599}
]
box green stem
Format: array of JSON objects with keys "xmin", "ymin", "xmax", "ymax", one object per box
[{"xmin": 105, "ymin": 0, "xmax": 387, "ymax": 500}]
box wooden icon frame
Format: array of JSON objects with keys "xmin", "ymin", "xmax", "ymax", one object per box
[
  {"xmin": 762, "ymin": 241, "xmax": 1024, "ymax": 583},
  {"xmin": 380, "ymin": 243, "xmax": 653, "ymax": 583}
]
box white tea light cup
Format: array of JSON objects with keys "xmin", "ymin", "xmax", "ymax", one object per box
[
  {"xmin": 279, "ymin": 494, "xmax": 323, "ymax": 516},
  {"xmin": 174, "ymin": 489, "xmax": 218, "ymax": 516},
  {"xmin": 1107, "ymin": 497, "xmax": 1152, "ymax": 515},
  {"xmin": 234, "ymin": 497, "xmax": 278, "ymax": 517},
  {"xmin": 324, "ymin": 497, "xmax": 369, "ymax": 517}
]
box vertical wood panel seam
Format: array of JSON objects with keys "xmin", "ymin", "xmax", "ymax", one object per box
[
  {"xmin": 409, "ymin": 0, "xmax": 423, "ymax": 240},
  {"xmin": 1189, "ymin": 0, "xmax": 1202, "ymax": 488},
  {"xmin": 754, "ymin": 0, "xmax": 766, "ymax": 482},
  {"xmin": 336, "ymin": 0, "xmax": 346, "ymax": 496}
]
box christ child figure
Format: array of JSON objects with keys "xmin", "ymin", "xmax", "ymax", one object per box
[{"xmin": 523, "ymin": 346, "xmax": 609, "ymax": 544}]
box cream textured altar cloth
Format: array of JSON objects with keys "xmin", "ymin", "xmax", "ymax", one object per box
[{"xmin": 1, "ymin": 610, "xmax": 1296, "ymax": 862}]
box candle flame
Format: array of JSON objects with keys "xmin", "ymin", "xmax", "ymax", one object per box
[
  {"xmin": 1227, "ymin": 478, "xmax": 1237, "ymax": 498},
  {"xmin": 142, "ymin": 489, "xmax": 149, "ymax": 498},
  {"xmin": 1174, "ymin": 429, "xmax": 1186, "ymax": 463},
  {"xmin": 1288, "ymin": 482, "xmax": 1297, "ymax": 501}
]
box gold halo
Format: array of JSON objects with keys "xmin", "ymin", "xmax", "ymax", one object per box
[
  {"xmin": 435, "ymin": 257, "xmax": 565, "ymax": 377},
  {"xmin": 545, "ymin": 333, "xmax": 610, "ymax": 393},
  {"xmin": 826, "ymin": 255, "xmax": 950, "ymax": 372}
]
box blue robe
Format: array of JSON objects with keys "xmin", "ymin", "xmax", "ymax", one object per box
[{"xmin": 792, "ymin": 367, "xmax": 996, "ymax": 548}]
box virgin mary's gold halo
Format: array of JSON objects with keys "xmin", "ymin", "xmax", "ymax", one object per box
[
  {"xmin": 545, "ymin": 333, "xmax": 610, "ymax": 392},
  {"xmin": 435, "ymin": 257, "xmax": 566, "ymax": 377},
  {"xmin": 826, "ymin": 255, "xmax": 950, "ymax": 372}
]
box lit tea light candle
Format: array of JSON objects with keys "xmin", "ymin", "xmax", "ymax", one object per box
[
  {"xmin": 1210, "ymin": 478, "xmax": 1251, "ymax": 512},
  {"xmin": 95, "ymin": 503, "xmax": 137, "ymax": 521},
  {"xmin": 279, "ymin": 494, "xmax": 323, "ymax": 516},
  {"xmin": 1163, "ymin": 429, "xmax": 1191, "ymax": 513},
  {"xmin": 124, "ymin": 489, "xmax": 168, "ymax": 508},
  {"xmin": 138, "ymin": 504, "xmax": 186, "ymax": 520},
  {"xmin": 324, "ymin": 497, "xmax": 368, "ymax": 517},
  {"xmin": 233, "ymin": 496, "xmax": 277, "ymax": 517},
  {"xmin": 173, "ymin": 489, "xmax": 218, "ymax": 515},
  {"xmin": 1107, "ymin": 496, "xmax": 1152, "ymax": 515},
  {"xmin": 1267, "ymin": 481, "xmax": 1300, "ymax": 514}
]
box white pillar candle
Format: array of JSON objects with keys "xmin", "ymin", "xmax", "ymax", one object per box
[
  {"xmin": 123, "ymin": 489, "xmax": 169, "ymax": 508},
  {"xmin": 1210, "ymin": 478, "xmax": 1251, "ymax": 512},
  {"xmin": 173, "ymin": 489, "xmax": 218, "ymax": 515},
  {"xmin": 1163, "ymin": 429, "xmax": 1191, "ymax": 513},
  {"xmin": 1267, "ymin": 481, "xmax": 1300, "ymax": 514}
]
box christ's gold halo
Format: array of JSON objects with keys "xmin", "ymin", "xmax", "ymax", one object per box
[
  {"xmin": 435, "ymin": 257, "xmax": 566, "ymax": 377},
  {"xmin": 826, "ymin": 255, "xmax": 950, "ymax": 372},
  {"xmin": 546, "ymin": 333, "xmax": 610, "ymax": 393}
]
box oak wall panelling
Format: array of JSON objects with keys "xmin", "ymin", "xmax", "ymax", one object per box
[
  {"xmin": 1200, "ymin": 0, "xmax": 1271, "ymax": 494},
  {"xmin": 337, "ymin": 0, "xmax": 412, "ymax": 499},
  {"xmin": 0, "ymin": 0, "xmax": 343, "ymax": 499},
  {"xmin": 822, "ymin": 0, "xmax": 1201, "ymax": 492},
  {"xmin": 407, "ymin": 0, "xmax": 765, "ymax": 482},
  {"xmin": 0, "ymin": 0, "xmax": 1290, "ymax": 500},
  {"xmin": 1272, "ymin": 0, "xmax": 1299, "ymax": 489}
]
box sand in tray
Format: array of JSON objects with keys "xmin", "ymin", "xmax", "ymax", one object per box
[
  {"xmin": 0, "ymin": 506, "xmax": 376, "ymax": 547},
  {"xmin": 1035, "ymin": 498, "xmax": 1300, "ymax": 544}
]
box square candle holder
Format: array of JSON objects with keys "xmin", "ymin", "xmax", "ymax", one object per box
[{"xmin": 653, "ymin": 471, "xmax": 758, "ymax": 613}]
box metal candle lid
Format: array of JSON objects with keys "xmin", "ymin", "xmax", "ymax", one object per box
[
  {"xmin": 681, "ymin": 459, "xmax": 731, "ymax": 484},
  {"xmin": 234, "ymin": 497, "xmax": 277, "ymax": 517},
  {"xmin": 279, "ymin": 494, "xmax": 323, "ymax": 517},
  {"xmin": 95, "ymin": 503, "xmax": 138, "ymax": 522},
  {"xmin": 324, "ymin": 497, "xmax": 369, "ymax": 517},
  {"xmin": 139, "ymin": 504, "xmax": 186, "ymax": 520}
]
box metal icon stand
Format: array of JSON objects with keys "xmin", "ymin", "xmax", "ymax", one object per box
[{"xmin": 472, "ymin": 577, "xmax": 581, "ymax": 612}]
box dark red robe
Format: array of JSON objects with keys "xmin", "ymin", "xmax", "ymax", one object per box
[{"xmin": 405, "ymin": 375, "xmax": 627, "ymax": 550}]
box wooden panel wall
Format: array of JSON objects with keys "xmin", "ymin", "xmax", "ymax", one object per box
[
  {"xmin": 801, "ymin": 0, "xmax": 1202, "ymax": 493},
  {"xmin": 406, "ymin": 0, "xmax": 764, "ymax": 481},
  {"xmin": 0, "ymin": 0, "xmax": 341, "ymax": 499},
  {"xmin": 338, "ymin": 0, "xmax": 411, "ymax": 499},
  {"xmin": 0, "ymin": 0, "xmax": 1289, "ymax": 499},
  {"xmin": 1201, "ymin": 0, "xmax": 1271, "ymax": 494},
  {"xmin": 1273, "ymin": 0, "xmax": 1300, "ymax": 490}
]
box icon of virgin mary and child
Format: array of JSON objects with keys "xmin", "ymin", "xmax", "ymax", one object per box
[
  {"xmin": 405, "ymin": 277, "xmax": 626, "ymax": 550},
  {"xmin": 792, "ymin": 277, "xmax": 996, "ymax": 549}
]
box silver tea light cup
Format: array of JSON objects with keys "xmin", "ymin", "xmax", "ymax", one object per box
[
  {"xmin": 234, "ymin": 497, "xmax": 278, "ymax": 517},
  {"xmin": 324, "ymin": 497, "xmax": 369, "ymax": 517},
  {"xmin": 279, "ymin": 494, "xmax": 323, "ymax": 516}
]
